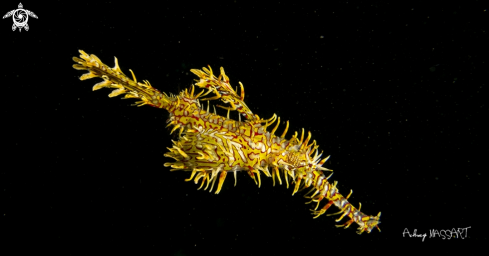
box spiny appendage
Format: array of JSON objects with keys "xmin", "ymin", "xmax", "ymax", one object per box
[
  {"xmin": 72, "ymin": 50, "xmax": 169, "ymax": 108},
  {"xmin": 162, "ymin": 113, "xmax": 313, "ymax": 194},
  {"xmin": 273, "ymin": 129, "xmax": 381, "ymax": 234},
  {"xmin": 299, "ymin": 171, "xmax": 381, "ymax": 234},
  {"xmin": 190, "ymin": 65, "xmax": 254, "ymax": 120},
  {"xmin": 162, "ymin": 116, "xmax": 282, "ymax": 194},
  {"xmin": 268, "ymin": 127, "xmax": 324, "ymax": 191},
  {"xmin": 162, "ymin": 127, "xmax": 231, "ymax": 194}
]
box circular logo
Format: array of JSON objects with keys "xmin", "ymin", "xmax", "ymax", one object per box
[
  {"xmin": 13, "ymin": 9, "xmax": 28, "ymax": 27},
  {"xmin": 3, "ymin": 3, "xmax": 38, "ymax": 32}
]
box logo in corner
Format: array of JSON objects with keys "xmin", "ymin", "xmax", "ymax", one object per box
[{"xmin": 3, "ymin": 3, "xmax": 38, "ymax": 32}]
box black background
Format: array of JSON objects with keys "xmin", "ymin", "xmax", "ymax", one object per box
[{"xmin": 2, "ymin": 0, "xmax": 487, "ymax": 254}]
